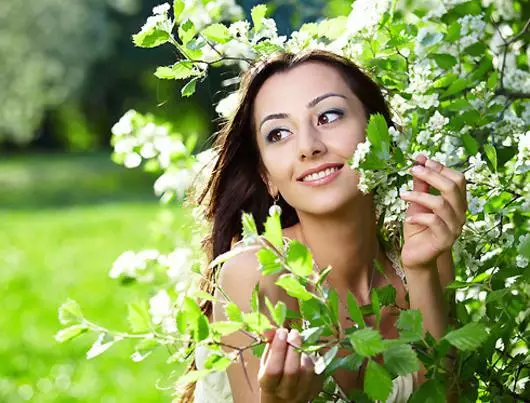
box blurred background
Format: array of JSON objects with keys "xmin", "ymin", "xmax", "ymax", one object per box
[{"xmin": 0, "ymin": 0, "xmax": 350, "ymax": 402}]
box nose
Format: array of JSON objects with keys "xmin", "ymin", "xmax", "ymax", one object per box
[{"xmin": 297, "ymin": 122, "xmax": 326, "ymax": 161}]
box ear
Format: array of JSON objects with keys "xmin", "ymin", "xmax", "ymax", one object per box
[{"xmin": 260, "ymin": 171, "xmax": 278, "ymax": 198}]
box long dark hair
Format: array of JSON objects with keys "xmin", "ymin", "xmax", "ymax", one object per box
[{"xmin": 181, "ymin": 49, "xmax": 393, "ymax": 402}]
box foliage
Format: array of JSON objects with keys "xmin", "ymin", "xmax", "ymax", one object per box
[{"xmin": 57, "ymin": 0, "xmax": 530, "ymax": 401}]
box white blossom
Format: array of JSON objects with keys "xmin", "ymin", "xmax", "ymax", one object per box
[
  {"xmin": 350, "ymin": 139, "xmax": 371, "ymax": 169},
  {"xmin": 154, "ymin": 169, "xmax": 194, "ymax": 200},
  {"xmin": 516, "ymin": 255, "xmax": 529, "ymax": 268},
  {"xmin": 215, "ymin": 91, "xmax": 241, "ymax": 119},
  {"xmin": 458, "ymin": 14, "xmax": 487, "ymax": 49},
  {"xmin": 149, "ymin": 290, "xmax": 173, "ymax": 325},
  {"xmin": 428, "ymin": 111, "xmax": 449, "ymax": 132},
  {"xmin": 152, "ymin": 3, "xmax": 170, "ymax": 15}
]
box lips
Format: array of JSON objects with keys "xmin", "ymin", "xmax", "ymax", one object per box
[{"xmin": 296, "ymin": 163, "xmax": 344, "ymax": 182}]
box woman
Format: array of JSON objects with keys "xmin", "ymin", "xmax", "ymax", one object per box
[{"xmin": 188, "ymin": 50, "xmax": 466, "ymax": 402}]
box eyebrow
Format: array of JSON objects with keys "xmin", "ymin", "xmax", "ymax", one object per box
[{"xmin": 258, "ymin": 92, "xmax": 347, "ymax": 131}]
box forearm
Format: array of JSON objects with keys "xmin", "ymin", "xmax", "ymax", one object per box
[{"xmin": 405, "ymin": 262, "xmax": 449, "ymax": 339}]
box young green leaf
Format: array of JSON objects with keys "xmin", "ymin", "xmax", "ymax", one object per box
[
  {"xmin": 397, "ymin": 309, "xmax": 423, "ymax": 342},
  {"xmin": 483, "ymin": 144, "xmax": 497, "ymax": 172},
  {"xmin": 364, "ymin": 360, "xmax": 392, "ymax": 401},
  {"xmin": 314, "ymin": 345, "xmax": 339, "ymax": 375},
  {"xmin": 173, "ymin": 0, "xmax": 185, "ymax": 21},
  {"xmin": 225, "ymin": 302, "xmax": 243, "ymax": 322},
  {"xmin": 241, "ymin": 212, "xmax": 258, "ymax": 241},
  {"xmin": 133, "ymin": 23, "xmax": 170, "ymax": 48},
  {"xmin": 210, "ymin": 321, "xmax": 243, "ymax": 336},
  {"xmin": 181, "ymin": 77, "xmax": 199, "ymax": 97},
  {"xmin": 461, "ymin": 133, "xmax": 479, "ymax": 156},
  {"xmin": 242, "ymin": 312, "xmax": 272, "ymax": 334},
  {"xmin": 408, "ymin": 380, "xmax": 445, "ymax": 403},
  {"xmin": 178, "ymin": 19, "xmax": 196, "ymax": 45},
  {"xmin": 58, "ymin": 299, "xmax": 84, "ymax": 325},
  {"xmin": 443, "ymin": 322, "xmax": 488, "ymax": 351},
  {"xmin": 273, "ymin": 301, "xmax": 287, "ymax": 328},
  {"xmin": 286, "ymin": 240, "xmax": 313, "ymax": 278},
  {"xmin": 349, "ymin": 328, "xmax": 385, "ymax": 357},
  {"xmin": 275, "ymin": 274, "xmax": 314, "ymax": 301},
  {"xmin": 127, "ymin": 301, "xmax": 151, "ymax": 333},
  {"xmin": 87, "ymin": 333, "xmax": 122, "ymax": 359},
  {"xmin": 202, "ymin": 23, "xmax": 231, "ymax": 44},
  {"xmin": 131, "ymin": 338, "xmax": 159, "ymax": 362},
  {"xmin": 54, "ymin": 325, "xmax": 88, "ymax": 343},
  {"xmin": 155, "ymin": 61, "xmax": 195, "ymax": 80},
  {"xmin": 251, "ymin": 4, "xmax": 267, "ymax": 31},
  {"xmin": 346, "ymin": 291, "xmax": 366, "ymax": 328},
  {"xmin": 256, "ymin": 248, "xmax": 283, "ymax": 276},
  {"xmin": 366, "ymin": 114, "xmax": 391, "ymax": 160},
  {"xmin": 264, "ymin": 213, "xmax": 283, "ymax": 250},
  {"xmin": 383, "ymin": 344, "xmax": 420, "ymax": 376}
]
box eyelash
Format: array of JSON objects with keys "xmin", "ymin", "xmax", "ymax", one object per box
[{"xmin": 265, "ymin": 109, "xmax": 344, "ymax": 143}]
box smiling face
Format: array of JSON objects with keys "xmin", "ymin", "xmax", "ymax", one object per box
[{"xmin": 253, "ymin": 61, "xmax": 370, "ymax": 216}]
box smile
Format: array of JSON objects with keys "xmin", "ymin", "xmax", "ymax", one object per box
[{"xmin": 298, "ymin": 163, "xmax": 344, "ymax": 186}]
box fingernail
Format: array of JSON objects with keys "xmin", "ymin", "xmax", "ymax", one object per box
[
  {"xmin": 400, "ymin": 190, "xmax": 411, "ymax": 197},
  {"xmin": 277, "ymin": 328, "xmax": 288, "ymax": 341},
  {"xmin": 412, "ymin": 165, "xmax": 425, "ymax": 174},
  {"xmin": 287, "ymin": 329, "xmax": 299, "ymax": 343},
  {"xmin": 425, "ymin": 159, "xmax": 437, "ymax": 169}
]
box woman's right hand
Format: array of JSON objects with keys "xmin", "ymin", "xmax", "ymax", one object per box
[{"xmin": 258, "ymin": 328, "xmax": 324, "ymax": 403}]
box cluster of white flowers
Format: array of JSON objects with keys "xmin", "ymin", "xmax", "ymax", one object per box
[
  {"xmin": 111, "ymin": 110, "xmax": 188, "ymax": 169},
  {"xmin": 482, "ymin": 0, "xmax": 517, "ymax": 20},
  {"xmin": 109, "ymin": 249, "xmax": 160, "ymax": 281},
  {"xmin": 515, "ymin": 131, "xmax": 530, "ymax": 174},
  {"xmin": 458, "ymin": 14, "xmax": 487, "ymax": 49},
  {"xmin": 149, "ymin": 290, "xmax": 177, "ymax": 333},
  {"xmin": 346, "ymin": 0, "xmax": 392, "ymax": 35},
  {"xmin": 215, "ymin": 91, "xmax": 241, "ymax": 119},
  {"xmin": 154, "ymin": 169, "xmax": 194, "ymax": 201},
  {"xmin": 350, "ymin": 139, "xmax": 371, "ymax": 169},
  {"xmin": 428, "ymin": 111, "xmax": 449, "ymax": 132},
  {"xmin": 176, "ymin": 0, "xmax": 243, "ymax": 29},
  {"xmin": 503, "ymin": 68, "xmax": 530, "ymax": 94},
  {"xmin": 109, "ymin": 247, "xmax": 197, "ymax": 292}
]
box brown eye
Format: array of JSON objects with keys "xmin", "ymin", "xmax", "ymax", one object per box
[
  {"xmin": 317, "ymin": 110, "xmax": 343, "ymax": 126},
  {"xmin": 266, "ymin": 128, "xmax": 289, "ymax": 143}
]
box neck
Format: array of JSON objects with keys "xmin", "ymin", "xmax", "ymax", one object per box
[{"xmin": 294, "ymin": 194, "xmax": 383, "ymax": 300}]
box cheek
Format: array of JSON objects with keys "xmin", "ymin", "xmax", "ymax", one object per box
[{"xmin": 261, "ymin": 147, "xmax": 293, "ymax": 183}]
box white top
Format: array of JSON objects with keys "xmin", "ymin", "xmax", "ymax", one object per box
[{"xmin": 194, "ymin": 244, "xmax": 414, "ymax": 402}]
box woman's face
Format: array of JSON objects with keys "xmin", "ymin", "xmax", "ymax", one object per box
[{"xmin": 253, "ymin": 61, "xmax": 369, "ymax": 216}]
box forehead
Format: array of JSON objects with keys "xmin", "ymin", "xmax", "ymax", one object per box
[{"xmin": 253, "ymin": 61, "xmax": 352, "ymax": 118}]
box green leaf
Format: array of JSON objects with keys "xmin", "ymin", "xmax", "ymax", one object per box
[
  {"xmin": 275, "ymin": 274, "xmax": 313, "ymax": 301},
  {"xmin": 383, "ymin": 344, "xmax": 419, "ymax": 376},
  {"xmin": 377, "ymin": 284, "xmax": 397, "ymax": 307},
  {"xmin": 366, "ymin": 114, "xmax": 391, "ymax": 160},
  {"xmin": 58, "ymin": 299, "xmax": 84, "ymax": 325},
  {"xmin": 210, "ymin": 321, "xmax": 243, "ymax": 336},
  {"xmin": 327, "ymin": 289, "xmax": 339, "ymax": 323},
  {"xmin": 487, "ymin": 71, "xmax": 498, "ymax": 90},
  {"xmin": 127, "ymin": 301, "xmax": 151, "ymax": 333},
  {"xmin": 301, "ymin": 326, "xmax": 323, "ymax": 345},
  {"xmin": 87, "ymin": 333, "xmax": 121, "ymax": 359},
  {"xmin": 273, "ymin": 301, "xmax": 287, "ymax": 327},
  {"xmin": 155, "ymin": 61, "xmax": 195, "ymax": 80},
  {"xmin": 225, "ymin": 303, "xmax": 243, "ymax": 322},
  {"xmin": 461, "ymin": 133, "xmax": 479, "ymax": 156},
  {"xmin": 364, "ymin": 360, "xmax": 392, "ymax": 401},
  {"xmin": 445, "ymin": 21, "xmax": 461, "ymax": 43},
  {"xmin": 324, "ymin": 353, "xmax": 363, "ymax": 376},
  {"xmin": 203, "ymin": 23, "xmax": 231, "ymax": 44},
  {"xmin": 349, "ymin": 328, "xmax": 385, "ymax": 357},
  {"xmin": 181, "ymin": 77, "xmax": 199, "ymax": 97},
  {"xmin": 431, "ymin": 53, "xmax": 458, "ymax": 70},
  {"xmin": 264, "ymin": 213, "xmax": 283, "ymax": 250},
  {"xmin": 204, "ymin": 352, "xmax": 233, "ymax": 372},
  {"xmin": 443, "ymin": 322, "xmax": 488, "ymax": 351},
  {"xmin": 371, "ymin": 289, "xmax": 381, "ymax": 329},
  {"xmin": 397, "ymin": 309, "xmax": 423, "ymax": 342},
  {"xmin": 242, "ymin": 312, "xmax": 271, "ymax": 334},
  {"xmin": 286, "ymin": 240, "xmax": 313, "ymax": 278},
  {"xmin": 409, "ymin": 380, "xmax": 445, "ymax": 403},
  {"xmin": 483, "ymin": 144, "xmax": 497, "ymax": 172},
  {"xmin": 241, "ymin": 212, "xmax": 258, "ymax": 241},
  {"xmin": 54, "ymin": 325, "xmax": 88, "ymax": 343},
  {"xmin": 178, "ymin": 19, "xmax": 196, "ymax": 45},
  {"xmin": 132, "ymin": 338, "xmax": 159, "ymax": 362},
  {"xmin": 314, "ymin": 345, "xmax": 339, "ymax": 375},
  {"xmin": 251, "ymin": 283, "xmax": 260, "ymax": 312},
  {"xmin": 442, "ymin": 78, "xmax": 469, "ymax": 97},
  {"xmin": 519, "ymin": 235, "xmax": 530, "ymax": 259},
  {"xmin": 133, "ymin": 23, "xmax": 170, "ymax": 48},
  {"xmin": 173, "ymin": 0, "xmax": 185, "ymax": 18},
  {"xmin": 346, "ymin": 292, "xmax": 365, "ymax": 328},
  {"xmin": 257, "ymin": 248, "xmax": 283, "ymax": 276},
  {"xmin": 317, "ymin": 17, "xmax": 347, "ymax": 40},
  {"xmin": 251, "ymin": 4, "xmax": 267, "ymax": 31}
]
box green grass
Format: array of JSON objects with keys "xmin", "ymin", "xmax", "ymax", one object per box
[{"xmin": 0, "ymin": 152, "xmax": 188, "ymax": 402}]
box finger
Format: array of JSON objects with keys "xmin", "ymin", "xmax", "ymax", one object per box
[
  {"xmin": 298, "ymin": 353, "xmax": 319, "ymax": 401},
  {"xmin": 262, "ymin": 328, "xmax": 277, "ymax": 343},
  {"xmin": 406, "ymin": 213, "xmax": 453, "ymax": 250},
  {"xmin": 400, "ymin": 191, "xmax": 462, "ymax": 237},
  {"xmin": 425, "ymin": 159, "xmax": 467, "ymax": 197},
  {"xmin": 258, "ymin": 328, "xmax": 288, "ymax": 392},
  {"xmin": 277, "ymin": 329, "xmax": 301, "ymax": 399},
  {"xmin": 410, "ymin": 165, "xmax": 467, "ymax": 218}
]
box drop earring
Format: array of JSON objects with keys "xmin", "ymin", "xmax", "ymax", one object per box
[{"xmin": 269, "ymin": 194, "xmax": 282, "ymax": 216}]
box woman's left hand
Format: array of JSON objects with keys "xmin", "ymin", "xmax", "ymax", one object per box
[{"xmin": 399, "ymin": 154, "xmax": 468, "ymax": 270}]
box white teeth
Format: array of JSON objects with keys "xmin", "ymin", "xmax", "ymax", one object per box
[{"xmin": 302, "ymin": 167, "xmax": 339, "ymax": 182}]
